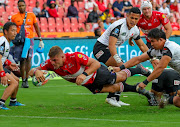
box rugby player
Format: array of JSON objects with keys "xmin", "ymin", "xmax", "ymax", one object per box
[
  {"xmin": 0, "ymin": 22, "xmax": 25, "ymax": 110},
  {"xmin": 117, "ymin": 28, "xmax": 180, "ymax": 108},
  {"xmin": 29, "ymin": 46, "xmax": 155, "ymax": 106},
  {"xmin": 93, "ymin": 7, "xmax": 152, "ymax": 107}
]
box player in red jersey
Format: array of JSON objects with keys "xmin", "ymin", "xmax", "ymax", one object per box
[
  {"xmin": 136, "ymin": 1, "xmax": 172, "ymax": 49},
  {"xmin": 29, "ymin": 46, "xmax": 156, "ymax": 105}
]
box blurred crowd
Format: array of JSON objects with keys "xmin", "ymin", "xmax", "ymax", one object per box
[{"xmin": 0, "ymin": 0, "xmax": 180, "ymax": 33}]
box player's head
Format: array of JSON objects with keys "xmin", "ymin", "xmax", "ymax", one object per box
[
  {"xmin": 49, "ymin": 46, "xmax": 65, "ymax": 68},
  {"xmin": 126, "ymin": 7, "xmax": 141, "ymax": 29},
  {"xmin": 148, "ymin": 28, "xmax": 166, "ymax": 49},
  {"xmin": 3, "ymin": 22, "xmax": 17, "ymax": 41},
  {"xmin": 18, "ymin": 0, "xmax": 26, "ymax": 13},
  {"xmin": 141, "ymin": 1, "xmax": 152, "ymax": 18}
]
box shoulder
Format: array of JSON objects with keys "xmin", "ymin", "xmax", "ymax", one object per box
[
  {"xmin": 11, "ymin": 13, "xmax": 19, "ymax": 19},
  {"xmin": 27, "ymin": 12, "xmax": 36, "ymax": 17}
]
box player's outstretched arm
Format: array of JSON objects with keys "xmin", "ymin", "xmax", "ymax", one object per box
[
  {"xmin": 122, "ymin": 53, "xmax": 150, "ymax": 70},
  {"xmin": 135, "ymin": 38, "xmax": 149, "ymax": 53},
  {"xmin": 139, "ymin": 55, "xmax": 171, "ymax": 89},
  {"xmin": 28, "ymin": 67, "xmax": 42, "ymax": 77}
]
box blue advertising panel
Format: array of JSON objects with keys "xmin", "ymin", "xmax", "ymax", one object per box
[{"xmin": 32, "ymin": 37, "xmax": 180, "ymax": 68}]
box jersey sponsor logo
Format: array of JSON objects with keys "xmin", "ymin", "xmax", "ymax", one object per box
[
  {"xmin": 77, "ymin": 54, "xmax": 83, "ymax": 58},
  {"xmin": 95, "ymin": 50, "xmax": 104, "ymax": 59},
  {"xmin": 163, "ymin": 47, "xmax": 167, "ymax": 50},
  {"xmin": 68, "ymin": 63, "xmax": 74, "ymax": 68},
  {"xmin": 152, "ymin": 79, "xmax": 158, "ymax": 83},
  {"xmin": 162, "ymin": 14, "xmax": 165, "ymax": 18},
  {"xmin": 0, "ymin": 46, "xmax": 4, "ymax": 53},
  {"xmin": 140, "ymin": 22, "xmax": 146, "ymax": 25},
  {"xmin": 114, "ymin": 28, "xmax": 119, "ymax": 34},
  {"xmin": 174, "ymin": 80, "xmax": 180, "ymax": 85},
  {"xmin": 148, "ymin": 23, "xmax": 152, "ymax": 26},
  {"xmin": 41, "ymin": 61, "xmax": 48, "ymax": 67},
  {"xmin": 6, "ymin": 49, "xmax": 9, "ymax": 52},
  {"xmin": 121, "ymin": 32, "xmax": 126, "ymax": 36}
]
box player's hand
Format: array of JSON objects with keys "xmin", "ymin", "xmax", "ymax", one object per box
[
  {"xmin": 108, "ymin": 66, "xmax": 120, "ymax": 72},
  {"xmin": 35, "ymin": 70, "xmax": 46, "ymax": 82},
  {"xmin": 138, "ymin": 82, "xmax": 147, "ymax": 89},
  {"xmin": 39, "ymin": 40, "xmax": 44, "ymax": 49},
  {"xmin": 1, "ymin": 76, "xmax": 8, "ymax": 87},
  {"xmin": 151, "ymin": 59, "xmax": 159, "ymax": 69},
  {"xmin": 129, "ymin": 40, "xmax": 135, "ymax": 46},
  {"xmin": 9, "ymin": 63, "xmax": 19, "ymax": 71},
  {"xmin": 76, "ymin": 74, "xmax": 86, "ymax": 85}
]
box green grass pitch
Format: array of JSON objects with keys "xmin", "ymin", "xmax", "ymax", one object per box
[{"xmin": 0, "ymin": 76, "xmax": 180, "ymax": 127}]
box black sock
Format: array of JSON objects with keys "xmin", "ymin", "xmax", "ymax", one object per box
[
  {"xmin": 10, "ymin": 98, "xmax": 17, "ymax": 103},
  {"xmin": 107, "ymin": 92, "xmax": 120, "ymax": 101},
  {"xmin": 0, "ymin": 99, "xmax": 6, "ymax": 104},
  {"xmin": 128, "ymin": 68, "xmax": 141, "ymax": 76},
  {"xmin": 123, "ymin": 83, "xmax": 136, "ymax": 92},
  {"xmin": 22, "ymin": 78, "xmax": 26, "ymax": 82},
  {"xmin": 169, "ymin": 95, "xmax": 174, "ymax": 104}
]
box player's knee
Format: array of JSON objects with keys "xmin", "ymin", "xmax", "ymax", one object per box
[
  {"xmin": 120, "ymin": 74, "xmax": 127, "ymax": 82},
  {"xmin": 173, "ymin": 96, "xmax": 180, "ymax": 108}
]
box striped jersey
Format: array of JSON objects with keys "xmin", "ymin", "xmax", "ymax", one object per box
[{"xmin": 97, "ymin": 18, "xmax": 140, "ymax": 47}]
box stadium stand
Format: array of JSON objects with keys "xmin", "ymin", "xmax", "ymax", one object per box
[{"xmin": 0, "ymin": 0, "xmax": 179, "ymax": 36}]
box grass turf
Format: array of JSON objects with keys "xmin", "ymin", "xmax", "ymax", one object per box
[{"xmin": 0, "ymin": 76, "xmax": 180, "ymax": 127}]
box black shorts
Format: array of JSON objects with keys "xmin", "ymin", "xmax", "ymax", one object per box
[
  {"xmin": 84, "ymin": 65, "xmax": 117, "ymax": 94},
  {"xmin": 152, "ymin": 69, "xmax": 180, "ymax": 93},
  {"xmin": 93, "ymin": 41, "xmax": 111, "ymax": 64}
]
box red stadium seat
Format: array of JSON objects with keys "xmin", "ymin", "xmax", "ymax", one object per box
[
  {"xmin": 56, "ymin": 18, "xmax": 63, "ymax": 26},
  {"xmin": 71, "ymin": 17, "xmax": 78, "ymax": 25},
  {"xmin": 78, "ymin": 23, "xmax": 85, "ymax": 30},
  {"xmin": 56, "ymin": 23, "xmax": 64, "ymax": 32},
  {"xmin": 64, "ymin": 23, "xmax": 71, "ymax": 32},
  {"xmin": 57, "ymin": 7, "xmax": 65, "ymax": 18},
  {"xmin": 40, "ymin": 24, "xmax": 48, "ymax": 32},
  {"xmin": 78, "ymin": 2, "xmax": 85, "ymax": 12},
  {"xmin": 27, "ymin": 6, "xmax": 33, "ymax": 12},
  {"xmin": 85, "ymin": 12, "xmax": 89, "ymax": 19},
  {"xmin": 48, "ymin": 17, "xmax": 56, "ymax": 25},
  {"xmin": 71, "ymin": 23, "xmax": 78, "ymax": 32},
  {"xmin": 63, "ymin": 17, "xmax": 70, "ymax": 25},
  {"xmin": 6, "ymin": 6, "xmax": 13, "ymax": 15},
  {"xmin": 40, "ymin": 17, "xmax": 48, "ymax": 25},
  {"xmin": 48, "ymin": 24, "xmax": 56, "ymax": 32},
  {"xmin": 13, "ymin": 6, "xmax": 19, "ymax": 13},
  {"xmin": 74, "ymin": 1, "xmax": 79, "ymax": 11},
  {"xmin": 0, "ymin": 6, "xmax": 5, "ymax": 13},
  {"xmin": 78, "ymin": 12, "xmax": 86, "ymax": 23}
]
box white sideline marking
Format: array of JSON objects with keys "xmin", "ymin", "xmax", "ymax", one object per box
[
  {"xmin": 0, "ymin": 115, "xmax": 180, "ymax": 123},
  {"xmin": 0, "ymin": 85, "xmax": 75, "ymax": 90}
]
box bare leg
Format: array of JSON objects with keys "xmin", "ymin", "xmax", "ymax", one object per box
[
  {"xmin": 20, "ymin": 60, "xmax": 26, "ymax": 80},
  {"xmin": 10, "ymin": 72, "xmax": 19, "ymax": 98},
  {"xmin": 1, "ymin": 73, "xmax": 18, "ymax": 100},
  {"xmin": 25, "ymin": 57, "xmax": 31, "ymax": 79}
]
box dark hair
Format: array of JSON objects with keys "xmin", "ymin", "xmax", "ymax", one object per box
[
  {"xmin": 128, "ymin": 7, "xmax": 141, "ymax": 15},
  {"xmin": 18, "ymin": 0, "xmax": 25, "ymax": 4},
  {"xmin": 94, "ymin": 28, "xmax": 101, "ymax": 37},
  {"xmin": 3, "ymin": 22, "xmax": 16, "ymax": 34},
  {"xmin": 148, "ymin": 28, "xmax": 166, "ymax": 40}
]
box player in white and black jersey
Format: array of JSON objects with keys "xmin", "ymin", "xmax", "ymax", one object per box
[
  {"xmin": 0, "ymin": 22, "xmax": 25, "ymax": 110},
  {"xmin": 93, "ymin": 7, "xmax": 151, "ymax": 107},
  {"xmin": 116, "ymin": 28, "xmax": 180, "ymax": 108}
]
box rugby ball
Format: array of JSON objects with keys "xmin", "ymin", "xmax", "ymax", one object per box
[{"xmin": 32, "ymin": 70, "xmax": 51, "ymax": 87}]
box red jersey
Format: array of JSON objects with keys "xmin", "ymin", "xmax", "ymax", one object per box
[
  {"xmin": 137, "ymin": 11, "xmax": 169, "ymax": 43},
  {"xmin": 40, "ymin": 52, "xmax": 96, "ymax": 85}
]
